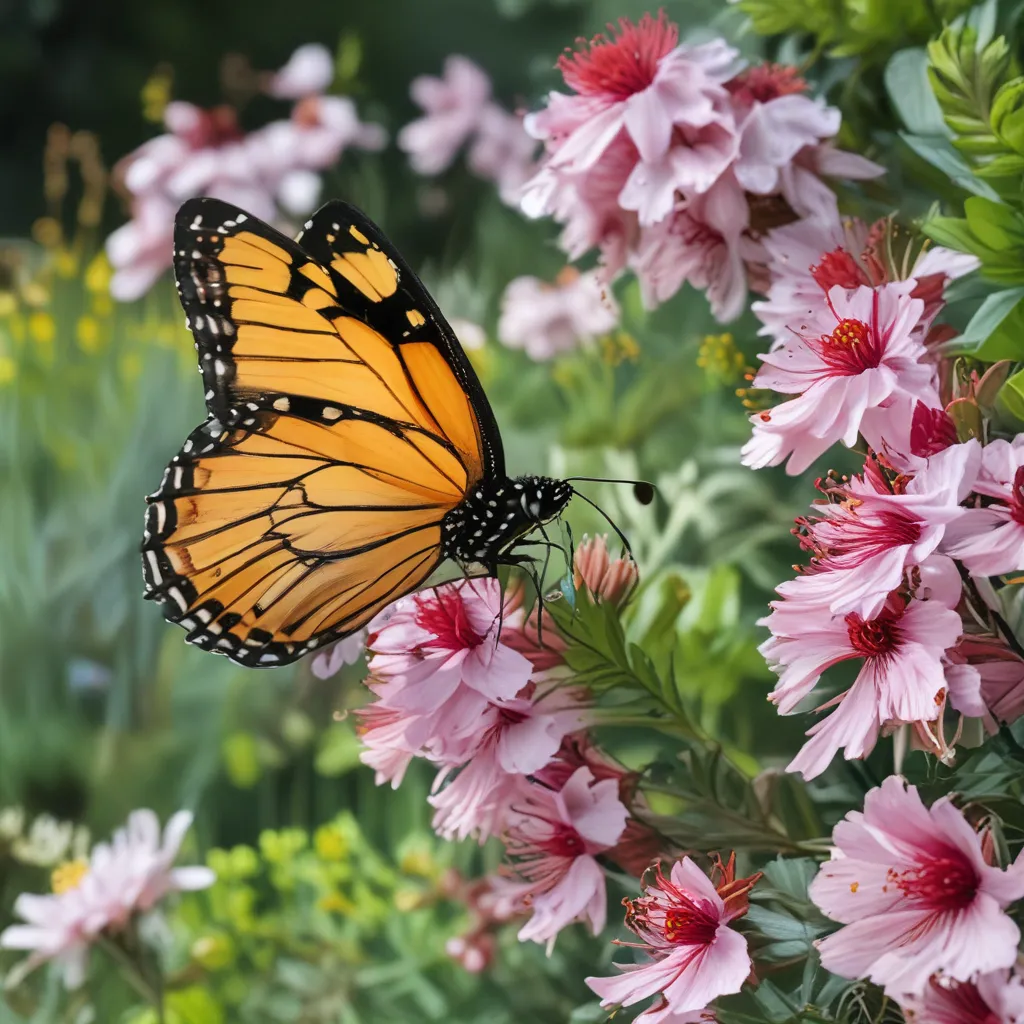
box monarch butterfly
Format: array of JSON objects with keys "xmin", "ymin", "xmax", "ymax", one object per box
[{"xmin": 141, "ymin": 197, "xmax": 644, "ymax": 668}]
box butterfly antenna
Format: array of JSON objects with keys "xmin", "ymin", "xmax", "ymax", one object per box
[
  {"xmin": 566, "ymin": 477, "xmax": 656, "ymax": 505},
  {"xmin": 569, "ymin": 488, "xmax": 635, "ymax": 562}
]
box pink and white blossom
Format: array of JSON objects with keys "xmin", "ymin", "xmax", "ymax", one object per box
[
  {"xmin": 741, "ymin": 283, "xmax": 938, "ymax": 475},
  {"xmin": 398, "ymin": 56, "xmax": 493, "ymax": 175},
  {"xmin": 0, "ymin": 810, "xmax": 214, "ymax": 988},
  {"xmin": 586, "ymin": 855, "xmax": 757, "ymax": 1022},
  {"xmin": 310, "ymin": 630, "xmax": 367, "ymax": 679},
  {"xmin": 779, "ymin": 442, "xmax": 979, "ymax": 619},
  {"xmin": 106, "ymin": 47, "xmax": 385, "ymax": 301},
  {"xmin": 497, "ymin": 268, "xmax": 619, "ymax": 360},
  {"xmin": 899, "ymin": 968, "xmax": 1024, "ymax": 1023},
  {"xmin": 499, "ymin": 767, "xmax": 628, "ymax": 950},
  {"xmin": 762, "ymin": 586, "xmax": 965, "ymax": 779},
  {"xmin": 944, "ymin": 436, "xmax": 1024, "ymax": 577},
  {"xmin": 810, "ymin": 775, "xmax": 1024, "ymax": 998}
]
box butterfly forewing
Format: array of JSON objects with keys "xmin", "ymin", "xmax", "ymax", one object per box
[{"xmin": 142, "ymin": 198, "xmax": 495, "ymax": 666}]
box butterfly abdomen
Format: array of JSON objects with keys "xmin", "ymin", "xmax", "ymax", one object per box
[{"xmin": 441, "ymin": 476, "xmax": 572, "ymax": 569}]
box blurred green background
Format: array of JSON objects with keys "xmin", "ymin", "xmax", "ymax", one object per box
[{"xmin": 0, "ymin": 0, "xmax": 836, "ymax": 1020}]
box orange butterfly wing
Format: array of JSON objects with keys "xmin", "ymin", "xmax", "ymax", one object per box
[{"xmin": 141, "ymin": 198, "xmax": 499, "ymax": 667}]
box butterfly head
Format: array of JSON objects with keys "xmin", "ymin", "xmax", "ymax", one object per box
[{"xmin": 517, "ymin": 475, "xmax": 573, "ymax": 526}]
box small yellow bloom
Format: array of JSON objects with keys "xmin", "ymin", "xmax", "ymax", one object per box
[
  {"xmin": 0, "ymin": 293, "xmax": 16, "ymax": 317},
  {"xmin": 314, "ymin": 825, "xmax": 348, "ymax": 862},
  {"xmin": 697, "ymin": 332, "xmax": 745, "ymax": 385},
  {"xmin": 318, "ymin": 890, "xmax": 356, "ymax": 914},
  {"xmin": 393, "ymin": 887, "xmax": 423, "ymax": 912},
  {"xmin": 77, "ymin": 316, "xmax": 101, "ymax": 353},
  {"xmin": 141, "ymin": 67, "xmax": 173, "ymax": 124},
  {"xmin": 0, "ymin": 357, "xmax": 15, "ymax": 385},
  {"xmin": 31, "ymin": 217, "xmax": 62, "ymax": 250},
  {"xmin": 28, "ymin": 311, "xmax": 55, "ymax": 346},
  {"xmin": 120, "ymin": 351, "xmax": 142, "ymax": 383},
  {"xmin": 84, "ymin": 253, "xmax": 113, "ymax": 295},
  {"xmin": 54, "ymin": 248, "xmax": 78, "ymax": 279},
  {"xmin": 51, "ymin": 858, "xmax": 89, "ymax": 894}
]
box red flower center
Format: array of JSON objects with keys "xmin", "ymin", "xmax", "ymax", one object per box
[
  {"xmin": 910, "ymin": 401, "xmax": 958, "ymax": 458},
  {"xmin": 1010, "ymin": 466, "xmax": 1024, "ymax": 527},
  {"xmin": 540, "ymin": 822, "xmax": 586, "ymax": 858},
  {"xmin": 726, "ymin": 63, "xmax": 807, "ymax": 106},
  {"xmin": 660, "ymin": 905, "xmax": 719, "ymax": 945},
  {"xmin": 415, "ymin": 590, "xmax": 486, "ymax": 651},
  {"xmin": 558, "ymin": 12, "xmax": 678, "ymax": 99},
  {"xmin": 811, "ymin": 248, "xmax": 870, "ymax": 291},
  {"xmin": 923, "ymin": 976, "xmax": 1002, "ymax": 1024},
  {"xmin": 845, "ymin": 611, "xmax": 903, "ymax": 659},
  {"xmin": 891, "ymin": 854, "xmax": 979, "ymax": 912},
  {"xmin": 815, "ymin": 314, "xmax": 885, "ymax": 376}
]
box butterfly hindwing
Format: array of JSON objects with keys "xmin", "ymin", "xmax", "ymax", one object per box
[{"xmin": 144, "ymin": 198, "xmax": 491, "ymax": 666}]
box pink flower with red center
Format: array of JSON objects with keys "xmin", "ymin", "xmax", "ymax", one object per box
[
  {"xmin": 522, "ymin": 15, "xmax": 740, "ymax": 235},
  {"xmin": 497, "ymin": 267, "xmax": 620, "ymax": 361},
  {"xmin": 809, "ymin": 775, "xmax": 1024, "ymax": 998},
  {"xmin": 911, "ymin": 400, "xmax": 959, "ymax": 459},
  {"xmin": 586, "ymin": 855, "xmax": 758, "ymax": 1023},
  {"xmin": 899, "ymin": 969, "xmax": 1024, "ymax": 1023},
  {"xmin": 945, "ymin": 437, "xmax": 1024, "ymax": 577},
  {"xmin": 741, "ymin": 282, "xmax": 939, "ymax": 475},
  {"xmin": 761, "ymin": 584, "xmax": 965, "ymax": 779},
  {"xmin": 778, "ymin": 442, "xmax": 979, "ymax": 619},
  {"xmin": 753, "ymin": 215, "xmax": 978, "ymax": 350},
  {"xmin": 498, "ymin": 767, "xmax": 628, "ymax": 950}
]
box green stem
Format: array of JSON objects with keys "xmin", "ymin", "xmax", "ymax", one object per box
[{"xmin": 97, "ymin": 935, "xmax": 165, "ymax": 1021}]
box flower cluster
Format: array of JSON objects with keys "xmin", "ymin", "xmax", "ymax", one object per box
[
  {"xmin": 0, "ymin": 809, "xmax": 213, "ymax": 988},
  {"xmin": 106, "ymin": 43, "xmax": 385, "ymax": 300},
  {"xmin": 521, "ymin": 12, "xmax": 881, "ymax": 320},
  {"xmin": 349, "ymin": 540, "xmax": 666, "ymax": 951},
  {"xmin": 398, "ymin": 55, "xmax": 537, "ymax": 205}
]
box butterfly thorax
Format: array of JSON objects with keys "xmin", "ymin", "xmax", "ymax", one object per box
[{"xmin": 441, "ymin": 476, "xmax": 572, "ymax": 570}]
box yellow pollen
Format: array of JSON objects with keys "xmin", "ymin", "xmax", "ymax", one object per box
[
  {"xmin": 829, "ymin": 318, "xmax": 869, "ymax": 346},
  {"xmin": 850, "ymin": 882, "xmax": 859, "ymax": 893},
  {"xmin": 51, "ymin": 859, "xmax": 89, "ymax": 894}
]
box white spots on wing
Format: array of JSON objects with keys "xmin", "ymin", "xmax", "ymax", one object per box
[
  {"xmin": 145, "ymin": 550, "xmax": 162, "ymax": 585},
  {"xmin": 173, "ymin": 466, "xmax": 183, "ymax": 490},
  {"xmin": 260, "ymin": 652, "xmax": 280, "ymax": 664},
  {"xmin": 190, "ymin": 215, "xmax": 203, "ymax": 229},
  {"xmin": 196, "ymin": 608, "xmax": 212, "ymax": 624},
  {"xmin": 214, "ymin": 359, "xmax": 227, "ymax": 377},
  {"xmin": 207, "ymin": 621, "xmax": 223, "ymax": 636},
  {"xmin": 322, "ymin": 406, "xmax": 342, "ymax": 421},
  {"xmin": 273, "ymin": 397, "xmax": 290, "ymax": 412},
  {"xmin": 167, "ymin": 586, "xmax": 188, "ymax": 612}
]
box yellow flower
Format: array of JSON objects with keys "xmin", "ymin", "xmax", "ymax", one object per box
[
  {"xmin": 0, "ymin": 357, "xmax": 14, "ymax": 385},
  {"xmin": 84, "ymin": 253, "xmax": 113, "ymax": 295},
  {"xmin": 77, "ymin": 316, "xmax": 101, "ymax": 353},
  {"xmin": 697, "ymin": 332, "xmax": 745, "ymax": 384},
  {"xmin": 141, "ymin": 67, "xmax": 173, "ymax": 124},
  {"xmin": 54, "ymin": 248, "xmax": 78, "ymax": 279},
  {"xmin": 51, "ymin": 858, "xmax": 89, "ymax": 894},
  {"xmin": 28, "ymin": 311, "xmax": 55, "ymax": 346},
  {"xmin": 0, "ymin": 293, "xmax": 16, "ymax": 318},
  {"xmin": 599, "ymin": 330, "xmax": 640, "ymax": 366},
  {"xmin": 314, "ymin": 824, "xmax": 349, "ymax": 862},
  {"xmin": 318, "ymin": 890, "xmax": 356, "ymax": 914}
]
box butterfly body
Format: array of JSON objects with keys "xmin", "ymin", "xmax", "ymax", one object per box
[
  {"xmin": 441, "ymin": 475, "xmax": 572, "ymax": 569},
  {"xmin": 142, "ymin": 197, "xmax": 575, "ymax": 668}
]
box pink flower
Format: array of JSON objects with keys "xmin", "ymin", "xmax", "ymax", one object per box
[
  {"xmin": 629, "ymin": 173, "xmax": 748, "ymax": 320},
  {"xmin": 106, "ymin": 50, "xmax": 384, "ymax": 301},
  {"xmin": 809, "ymin": 775, "xmax": 1024, "ymax": 998},
  {"xmin": 499, "ymin": 767, "xmax": 628, "ymax": 950},
  {"xmin": 779, "ymin": 443, "xmax": 979, "ymax": 619},
  {"xmin": 265, "ymin": 43, "xmax": 334, "ymax": 99},
  {"xmin": 762, "ymin": 586, "xmax": 965, "ymax": 779},
  {"xmin": 398, "ymin": 56, "xmax": 493, "ymax": 175},
  {"xmin": 310, "ymin": 630, "xmax": 367, "ymax": 679},
  {"xmin": 428, "ymin": 683, "xmax": 589, "ymax": 841},
  {"xmin": 497, "ymin": 267, "xmax": 619, "ymax": 360},
  {"xmin": 586, "ymin": 855, "xmax": 757, "ymax": 1022},
  {"xmin": 899, "ymin": 969, "xmax": 1024, "ymax": 1023},
  {"xmin": 0, "ymin": 810, "xmax": 214, "ymax": 988},
  {"xmin": 467, "ymin": 104, "xmax": 538, "ymax": 205},
  {"xmin": 526, "ymin": 16, "xmax": 739, "ymax": 217},
  {"xmin": 574, "ymin": 533, "xmax": 639, "ymax": 605},
  {"xmin": 753, "ymin": 214, "xmax": 978, "ymax": 349},
  {"xmin": 945, "ymin": 437, "xmax": 1024, "ymax": 577},
  {"xmin": 741, "ymin": 283, "xmax": 938, "ymax": 475}
]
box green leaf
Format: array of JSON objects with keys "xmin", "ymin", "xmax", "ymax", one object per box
[
  {"xmin": 951, "ymin": 287, "xmax": 1024, "ymax": 358},
  {"xmin": 886, "ymin": 49, "xmax": 949, "ymax": 135},
  {"xmin": 964, "ymin": 196, "xmax": 1024, "ymax": 250},
  {"xmin": 900, "ymin": 133, "xmax": 1000, "ymax": 196},
  {"xmin": 998, "ymin": 368, "xmax": 1024, "ymax": 424},
  {"xmin": 992, "ymin": 77, "xmax": 1024, "ymax": 154}
]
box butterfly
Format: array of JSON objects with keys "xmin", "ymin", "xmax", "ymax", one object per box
[{"xmin": 141, "ymin": 197, "xmax": 593, "ymax": 668}]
